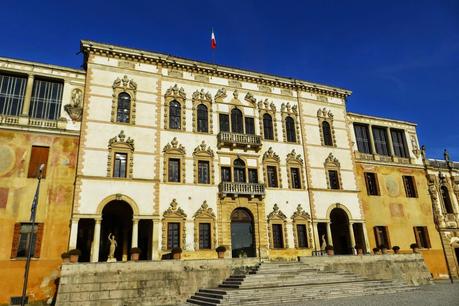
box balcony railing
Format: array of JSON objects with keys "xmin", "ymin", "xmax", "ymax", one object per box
[
  {"xmin": 218, "ymin": 182, "xmax": 265, "ymax": 198},
  {"xmin": 354, "ymin": 151, "xmax": 412, "ymax": 165},
  {"xmin": 217, "ymin": 132, "xmax": 262, "ymax": 150}
]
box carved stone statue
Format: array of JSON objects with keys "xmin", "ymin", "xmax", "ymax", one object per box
[
  {"xmin": 321, "ymin": 234, "xmax": 327, "ymax": 251},
  {"xmin": 107, "ymin": 233, "xmax": 117, "ymax": 262}
]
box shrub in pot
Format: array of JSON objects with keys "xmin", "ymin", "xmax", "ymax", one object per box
[
  {"xmin": 372, "ymin": 247, "xmax": 380, "ymax": 255},
  {"xmin": 171, "ymin": 247, "xmax": 182, "ymax": 260},
  {"xmin": 216, "ymin": 246, "xmax": 226, "ymax": 259},
  {"xmin": 68, "ymin": 249, "xmax": 81, "ymax": 263},
  {"xmin": 355, "ymin": 245, "xmax": 364, "ymax": 255},
  {"xmin": 61, "ymin": 251, "xmax": 70, "ymax": 263},
  {"xmin": 130, "ymin": 247, "xmax": 141, "ymax": 261},
  {"xmin": 410, "ymin": 243, "xmax": 419, "ymax": 253},
  {"xmin": 392, "ymin": 246, "xmax": 400, "ymax": 254},
  {"xmin": 325, "ymin": 245, "xmax": 334, "ymax": 256}
]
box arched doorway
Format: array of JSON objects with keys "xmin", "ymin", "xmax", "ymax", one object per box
[
  {"xmin": 330, "ymin": 208, "xmax": 352, "ymax": 255},
  {"xmin": 231, "ymin": 208, "xmax": 256, "ymax": 258},
  {"xmin": 100, "ymin": 201, "xmax": 133, "ymax": 261}
]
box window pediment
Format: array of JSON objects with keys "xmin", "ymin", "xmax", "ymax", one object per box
[
  {"xmin": 324, "ymin": 153, "xmax": 340, "ymax": 168},
  {"xmin": 163, "ymin": 199, "xmax": 187, "ymax": 219},
  {"xmin": 281, "ymin": 102, "xmax": 298, "ymax": 115},
  {"xmin": 108, "ymin": 130, "xmax": 135, "ymax": 151},
  {"xmin": 193, "ymin": 201, "xmax": 215, "ymax": 219},
  {"xmin": 244, "ymin": 92, "xmax": 257, "ymax": 104},
  {"xmin": 193, "ymin": 141, "xmax": 214, "ymax": 157},
  {"xmin": 317, "ymin": 107, "xmax": 334, "ymax": 120},
  {"xmin": 192, "ymin": 89, "xmax": 212, "ymax": 103},
  {"xmin": 257, "ymin": 99, "xmax": 276, "ymax": 112},
  {"xmin": 267, "ymin": 204, "xmax": 287, "ymax": 221},
  {"xmin": 263, "ymin": 147, "xmax": 280, "ymax": 162},
  {"xmin": 163, "ymin": 137, "xmax": 185, "ymax": 155},
  {"xmin": 291, "ymin": 204, "xmax": 310, "ymax": 221},
  {"xmin": 287, "ymin": 149, "xmax": 303, "ymax": 165},
  {"xmin": 113, "ymin": 75, "xmax": 137, "ymax": 91},
  {"xmin": 165, "ymin": 84, "xmax": 186, "ymax": 101},
  {"xmin": 214, "ymin": 88, "xmax": 227, "ymax": 103}
]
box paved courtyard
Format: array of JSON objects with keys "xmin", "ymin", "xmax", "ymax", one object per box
[{"xmin": 284, "ymin": 281, "xmax": 459, "ymax": 306}]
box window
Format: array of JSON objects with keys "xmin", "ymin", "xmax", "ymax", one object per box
[
  {"xmin": 403, "ymin": 176, "xmax": 417, "ymax": 198},
  {"xmin": 199, "ymin": 223, "xmax": 211, "ymax": 249},
  {"xmin": 233, "ymin": 158, "xmax": 246, "ymax": 183},
  {"xmin": 248, "ymin": 169, "xmax": 258, "ymax": 183},
  {"xmin": 296, "ymin": 224, "xmax": 308, "ymax": 248},
  {"xmin": 372, "ymin": 127, "xmax": 390, "ymax": 156},
  {"xmin": 272, "ymin": 224, "xmax": 284, "ymax": 248},
  {"xmin": 267, "ymin": 166, "xmax": 278, "ymax": 188},
  {"xmin": 169, "ymin": 101, "xmax": 181, "ymax": 129},
  {"xmin": 11, "ymin": 223, "xmax": 43, "ymax": 258},
  {"xmin": 290, "ymin": 168, "xmax": 301, "ymax": 189},
  {"xmin": 364, "ymin": 172, "xmax": 379, "ymax": 196},
  {"xmin": 197, "ymin": 104, "xmax": 208, "ymax": 132},
  {"xmin": 245, "ymin": 117, "xmax": 255, "ymax": 135},
  {"xmin": 198, "ymin": 160, "xmax": 210, "ymax": 184},
  {"xmin": 116, "ymin": 92, "xmax": 131, "ymax": 123},
  {"xmin": 221, "ymin": 167, "xmax": 231, "ymax": 182},
  {"xmin": 441, "ymin": 186, "xmax": 454, "ymax": 213},
  {"xmin": 113, "ymin": 153, "xmax": 127, "ymax": 178},
  {"xmin": 231, "ymin": 108, "xmax": 244, "ymax": 133},
  {"xmin": 167, "ymin": 222, "xmax": 180, "ymax": 249},
  {"xmin": 322, "ymin": 121, "xmax": 333, "ymax": 146},
  {"xmin": 285, "ymin": 116, "xmax": 296, "ymax": 142},
  {"xmin": 413, "ymin": 226, "xmax": 431, "ymax": 249},
  {"xmin": 27, "ymin": 146, "xmax": 49, "ymax": 178},
  {"xmin": 374, "ymin": 226, "xmax": 391, "ymax": 248},
  {"xmin": 0, "ymin": 73, "xmax": 27, "ymax": 116},
  {"xmin": 168, "ymin": 158, "xmax": 181, "ymax": 182},
  {"xmin": 354, "ymin": 124, "xmax": 372, "ymax": 154},
  {"xmin": 29, "ymin": 79, "xmax": 63, "ymax": 120},
  {"xmin": 328, "ymin": 170, "xmax": 340, "ymax": 189},
  {"xmin": 391, "ymin": 129, "xmax": 409, "ymax": 158},
  {"xmin": 219, "ymin": 114, "xmax": 229, "ymax": 132},
  {"xmin": 263, "ymin": 113, "xmax": 274, "ymax": 140}
]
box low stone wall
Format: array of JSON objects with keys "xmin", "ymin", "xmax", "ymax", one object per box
[
  {"xmin": 56, "ymin": 258, "xmax": 259, "ymax": 306},
  {"xmin": 299, "ymin": 254, "xmax": 432, "ymax": 285}
]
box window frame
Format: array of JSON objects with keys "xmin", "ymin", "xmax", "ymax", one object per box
[
  {"xmin": 28, "ymin": 146, "xmax": 49, "ymax": 178},
  {"xmin": 413, "ymin": 226, "xmax": 431, "ymax": 249},
  {"xmin": 372, "ymin": 126, "xmax": 390, "ymax": 156},
  {"xmin": 113, "ymin": 152, "xmax": 128, "ymax": 178},
  {"xmin": 29, "ymin": 78, "xmax": 64, "ymax": 121},
  {"xmin": 403, "ymin": 175, "xmax": 418, "ymax": 198},
  {"xmin": 354, "ymin": 123, "xmax": 372, "ymax": 154},
  {"xmin": 364, "ymin": 172, "xmax": 380, "ymax": 196},
  {"xmin": 111, "ymin": 75, "xmax": 137, "ymax": 125},
  {"xmin": 11, "ymin": 223, "xmax": 44, "ymax": 259},
  {"xmin": 0, "ymin": 72, "xmax": 27, "ymax": 116},
  {"xmin": 373, "ymin": 226, "xmax": 391, "ymax": 249}
]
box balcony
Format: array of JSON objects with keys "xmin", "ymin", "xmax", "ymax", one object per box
[
  {"xmin": 217, "ymin": 132, "xmax": 262, "ymax": 151},
  {"xmin": 354, "ymin": 151, "xmax": 412, "ymax": 165},
  {"xmin": 218, "ymin": 182, "xmax": 265, "ymax": 198}
]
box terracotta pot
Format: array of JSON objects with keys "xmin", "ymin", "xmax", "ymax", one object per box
[
  {"xmin": 172, "ymin": 252, "xmax": 182, "ymax": 260},
  {"xmin": 326, "ymin": 249, "xmax": 334, "ymax": 256},
  {"xmin": 70, "ymin": 255, "xmax": 79, "ymax": 263},
  {"xmin": 357, "ymin": 249, "xmax": 363, "ymax": 255},
  {"xmin": 131, "ymin": 253, "xmax": 140, "ymax": 261},
  {"xmin": 218, "ymin": 251, "xmax": 225, "ymax": 259},
  {"xmin": 393, "ymin": 249, "xmax": 400, "ymax": 254},
  {"xmin": 412, "ymin": 248, "xmax": 419, "ymax": 254}
]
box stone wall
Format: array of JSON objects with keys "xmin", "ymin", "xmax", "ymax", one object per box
[
  {"xmin": 56, "ymin": 258, "xmax": 259, "ymax": 305},
  {"xmin": 299, "ymin": 254, "xmax": 432, "ymax": 285}
]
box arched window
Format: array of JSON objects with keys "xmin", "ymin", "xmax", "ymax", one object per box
[
  {"xmin": 197, "ymin": 104, "xmax": 208, "ymax": 132},
  {"xmin": 233, "ymin": 158, "xmax": 246, "ymax": 183},
  {"xmin": 263, "ymin": 113, "xmax": 274, "ymax": 140},
  {"xmin": 322, "ymin": 121, "xmax": 333, "ymax": 146},
  {"xmin": 441, "ymin": 186, "xmax": 454, "ymax": 214},
  {"xmin": 116, "ymin": 92, "xmax": 131, "ymax": 123},
  {"xmin": 286, "ymin": 116, "xmax": 296, "ymax": 142},
  {"xmin": 231, "ymin": 108, "xmax": 244, "ymax": 133},
  {"xmin": 169, "ymin": 100, "xmax": 181, "ymax": 129}
]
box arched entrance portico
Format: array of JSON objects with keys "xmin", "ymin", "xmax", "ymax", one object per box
[
  {"xmin": 231, "ymin": 208, "xmax": 256, "ymax": 258},
  {"xmin": 330, "ymin": 208, "xmax": 352, "ymax": 255}
]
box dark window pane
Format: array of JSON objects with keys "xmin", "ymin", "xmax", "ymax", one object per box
[
  {"xmin": 272, "ymin": 224, "xmax": 284, "ymax": 248},
  {"xmin": 116, "ymin": 92, "xmax": 131, "ymax": 123},
  {"xmin": 441, "ymin": 186, "xmax": 454, "ymax": 213},
  {"xmin": 354, "ymin": 124, "xmax": 372, "ymax": 154},
  {"xmin": 373, "ymin": 226, "xmax": 390, "ymax": 249},
  {"xmin": 414, "ymin": 226, "xmax": 431, "ymax": 249},
  {"xmin": 286, "ymin": 116, "xmax": 296, "ymax": 142},
  {"xmin": 297, "ymin": 224, "xmax": 308, "ymax": 248},
  {"xmin": 322, "ymin": 121, "xmax": 333, "ymax": 146},
  {"xmin": 245, "ymin": 117, "xmax": 255, "ymax": 135},
  {"xmin": 219, "ymin": 114, "xmax": 229, "ymax": 132},
  {"xmin": 29, "ymin": 79, "xmax": 63, "ymax": 120},
  {"xmin": 328, "ymin": 170, "xmax": 340, "ymax": 189},
  {"xmin": 234, "ymin": 158, "xmax": 246, "ymax": 183},
  {"xmin": 198, "ymin": 160, "xmax": 210, "ymax": 184},
  {"xmin": 221, "ymin": 167, "xmax": 231, "ymax": 182},
  {"xmin": 0, "ymin": 73, "xmax": 26, "ymax": 116},
  {"xmin": 197, "ymin": 104, "xmax": 208, "ymax": 132},
  {"xmin": 364, "ymin": 172, "xmax": 379, "ymax": 195},
  {"xmin": 263, "ymin": 113, "xmax": 274, "ymax": 140},
  {"xmin": 248, "ymin": 169, "xmax": 258, "ymax": 183},
  {"xmin": 168, "ymin": 158, "xmax": 180, "ymax": 182},
  {"xmin": 113, "ymin": 153, "xmax": 127, "ymax": 178},
  {"xmin": 16, "ymin": 224, "xmax": 38, "ymax": 257},
  {"xmin": 390, "ymin": 129, "xmax": 409, "ymax": 158},
  {"xmin": 291, "ymin": 168, "xmax": 301, "ymax": 189},
  {"xmin": 403, "ymin": 176, "xmax": 417, "ymax": 198},
  {"xmin": 267, "ymin": 166, "xmax": 278, "ymax": 188},
  {"xmin": 199, "ymin": 223, "xmax": 211, "ymax": 249},
  {"xmin": 167, "ymin": 223, "xmax": 180, "ymax": 249},
  {"xmin": 169, "ymin": 100, "xmax": 181, "ymax": 129},
  {"xmin": 372, "ymin": 127, "xmax": 390, "ymax": 156},
  {"xmin": 231, "ymin": 108, "xmax": 244, "ymax": 133}
]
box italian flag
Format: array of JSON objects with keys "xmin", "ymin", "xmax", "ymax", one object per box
[{"xmin": 211, "ymin": 30, "xmax": 217, "ymax": 49}]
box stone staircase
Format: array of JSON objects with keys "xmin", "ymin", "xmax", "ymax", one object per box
[{"xmin": 185, "ymin": 261, "xmax": 418, "ymax": 305}]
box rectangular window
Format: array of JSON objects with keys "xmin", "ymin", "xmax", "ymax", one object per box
[
  {"xmin": 0, "ymin": 73, "xmax": 27, "ymax": 116},
  {"xmin": 364, "ymin": 172, "xmax": 379, "ymax": 196},
  {"xmin": 372, "ymin": 126, "xmax": 390, "ymax": 156},
  {"xmin": 167, "ymin": 222, "xmax": 180, "ymax": 249},
  {"xmin": 219, "ymin": 114, "xmax": 230, "ymax": 132},
  {"xmin": 221, "ymin": 166, "xmax": 231, "ymax": 182},
  {"xmin": 391, "ymin": 129, "xmax": 409, "ymax": 158},
  {"xmin": 374, "ymin": 226, "xmax": 391, "ymax": 248},
  {"xmin": 198, "ymin": 160, "xmax": 210, "ymax": 184},
  {"xmin": 199, "ymin": 223, "xmax": 211, "ymax": 249},
  {"xmin": 27, "ymin": 146, "xmax": 49, "ymax": 178},
  {"xmin": 248, "ymin": 169, "xmax": 258, "ymax": 183},
  {"xmin": 245, "ymin": 117, "xmax": 255, "ymax": 135},
  {"xmin": 29, "ymin": 79, "xmax": 64, "ymax": 120},
  {"xmin": 296, "ymin": 224, "xmax": 308, "ymax": 248},
  {"xmin": 403, "ymin": 176, "xmax": 417, "ymax": 198},
  {"xmin": 12, "ymin": 223, "xmax": 43, "ymax": 258},
  {"xmin": 291, "ymin": 167, "xmax": 301, "ymax": 189},
  {"xmin": 272, "ymin": 224, "xmax": 284, "ymax": 248},
  {"xmin": 267, "ymin": 166, "xmax": 278, "ymax": 188},
  {"xmin": 354, "ymin": 124, "xmax": 372, "ymax": 154},
  {"xmin": 113, "ymin": 153, "xmax": 127, "ymax": 178},
  {"xmin": 413, "ymin": 226, "xmax": 431, "ymax": 249},
  {"xmin": 328, "ymin": 170, "xmax": 340, "ymax": 189},
  {"xmin": 168, "ymin": 158, "xmax": 180, "ymax": 182}
]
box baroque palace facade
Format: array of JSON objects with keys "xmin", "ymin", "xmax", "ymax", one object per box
[{"xmin": 0, "ymin": 40, "xmax": 458, "ymax": 303}]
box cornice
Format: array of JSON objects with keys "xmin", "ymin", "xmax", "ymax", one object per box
[
  {"xmin": 0, "ymin": 56, "xmax": 85, "ymax": 76},
  {"xmin": 347, "ymin": 112, "xmax": 417, "ymax": 127},
  {"xmin": 81, "ymin": 40, "xmax": 352, "ymax": 99}
]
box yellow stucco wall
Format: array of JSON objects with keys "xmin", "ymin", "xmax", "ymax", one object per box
[
  {"xmin": 355, "ymin": 163, "xmax": 447, "ymax": 278},
  {"xmin": 0, "ymin": 129, "xmax": 78, "ymax": 304}
]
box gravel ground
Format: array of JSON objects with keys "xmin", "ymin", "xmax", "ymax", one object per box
[{"xmin": 284, "ymin": 281, "xmax": 459, "ymax": 306}]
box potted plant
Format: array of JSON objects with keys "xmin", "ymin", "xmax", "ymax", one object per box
[
  {"xmin": 68, "ymin": 249, "xmax": 81, "ymax": 263},
  {"xmin": 410, "ymin": 243, "xmax": 419, "ymax": 253},
  {"xmin": 61, "ymin": 251, "xmax": 70, "ymax": 263},
  {"xmin": 238, "ymin": 250, "xmax": 247, "ymax": 258},
  {"xmin": 171, "ymin": 247, "xmax": 182, "ymax": 260},
  {"xmin": 325, "ymin": 245, "xmax": 334, "ymax": 256},
  {"xmin": 216, "ymin": 246, "xmax": 226, "ymax": 259},
  {"xmin": 372, "ymin": 247, "xmax": 380, "ymax": 255},
  {"xmin": 379, "ymin": 244, "xmax": 388, "ymax": 254},
  {"xmin": 130, "ymin": 247, "xmax": 141, "ymax": 261},
  {"xmin": 355, "ymin": 245, "xmax": 364, "ymax": 255},
  {"xmin": 392, "ymin": 246, "xmax": 400, "ymax": 254}
]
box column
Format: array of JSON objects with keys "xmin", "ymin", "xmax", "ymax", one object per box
[
  {"xmin": 131, "ymin": 218, "xmax": 139, "ymax": 248},
  {"xmin": 361, "ymin": 222, "xmax": 371, "ymax": 254},
  {"xmin": 367, "ymin": 125, "xmax": 377, "ymax": 155},
  {"xmin": 349, "ymin": 222, "xmax": 356, "ymax": 254},
  {"xmin": 313, "ymin": 222, "xmax": 321, "ymax": 251},
  {"xmin": 326, "ymin": 222, "xmax": 333, "ymax": 246},
  {"xmin": 90, "ymin": 218, "xmax": 102, "ymax": 262},
  {"xmin": 68, "ymin": 218, "xmax": 79, "ymax": 249},
  {"xmin": 386, "ymin": 127, "xmax": 395, "ymax": 157},
  {"xmin": 152, "ymin": 217, "xmax": 161, "ymax": 260},
  {"xmin": 21, "ymin": 74, "xmax": 35, "ymax": 116}
]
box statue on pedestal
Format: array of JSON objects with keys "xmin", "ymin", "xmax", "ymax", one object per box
[
  {"xmin": 321, "ymin": 234, "xmax": 327, "ymax": 251},
  {"xmin": 107, "ymin": 233, "xmax": 117, "ymax": 262}
]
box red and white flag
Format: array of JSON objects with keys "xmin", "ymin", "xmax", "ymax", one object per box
[{"xmin": 211, "ymin": 29, "xmax": 217, "ymax": 49}]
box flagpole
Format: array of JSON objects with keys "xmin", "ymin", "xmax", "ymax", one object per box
[{"xmin": 211, "ymin": 28, "xmax": 216, "ymax": 65}]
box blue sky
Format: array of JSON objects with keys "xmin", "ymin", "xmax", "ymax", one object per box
[{"xmin": 1, "ymin": 1, "xmax": 457, "ymax": 159}]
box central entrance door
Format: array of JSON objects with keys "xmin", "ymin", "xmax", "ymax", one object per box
[
  {"xmin": 231, "ymin": 208, "xmax": 256, "ymax": 258},
  {"xmin": 330, "ymin": 208, "xmax": 352, "ymax": 255}
]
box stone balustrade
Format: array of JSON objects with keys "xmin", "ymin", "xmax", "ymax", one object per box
[
  {"xmin": 218, "ymin": 182, "xmax": 265, "ymax": 198},
  {"xmin": 217, "ymin": 131, "xmax": 262, "ymax": 150}
]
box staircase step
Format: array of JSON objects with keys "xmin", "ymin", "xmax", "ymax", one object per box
[
  {"xmin": 187, "ymin": 297, "xmax": 218, "ymax": 306},
  {"xmin": 187, "ymin": 295, "xmax": 222, "ymax": 304}
]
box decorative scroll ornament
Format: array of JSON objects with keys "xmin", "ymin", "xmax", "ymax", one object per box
[
  {"xmin": 192, "ymin": 89, "xmax": 212, "ymax": 102},
  {"xmin": 64, "ymin": 88, "xmax": 83, "ymax": 121},
  {"xmin": 165, "ymin": 84, "xmax": 186, "ymax": 100},
  {"xmin": 163, "ymin": 199, "xmax": 187, "ymax": 218},
  {"xmin": 163, "ymin": 137, "xmax": 185, "ymax": 154},
  {"xmin": 108, "ymin": 130, "xmax": 135, "ymax": 150},
  {"xmin": 244, "ymin": 92, "xmax": 256, "ymax": 104},
  {"xmin": 317, "ymin": 107, "xmax": 334, "ymax": 119},
  {"xmin": 113, "ymin": 75, "xmax": 137, "ymax": 90},
  {"xmin": 281, "ymin": 102, "xmax": 298, "ymax": 114},
  {"xmin": 193, "ymin": 201, "xmax": 215, "ymax": 218},
  {"xmin": 324, "ymin": 153, "xmax": 340, "ymax": 167},
  {"xmin": 287, "ymin": 149, "xmax": 303, "ymax": 164},
  {"xmin": 258, "ymin": 99, "xmax": 276, "ymax": 111},
  {"xmin": 193, "ymin": 140, "xmax": 214, "ymax": 157},
  {"xmin": 267, "ymin": 204, "xmax": 287, "ymax": 220},
  {"xmin": 263, "ymin": 147, "xmax": 280, "ymax": 162},
  {"xmin": 214, "ymin": 88, "xmax": 227, "ymax": 102},
  {"xmin": 291, "ymin": 204, "xmax": 310, "ymax": 220}
]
